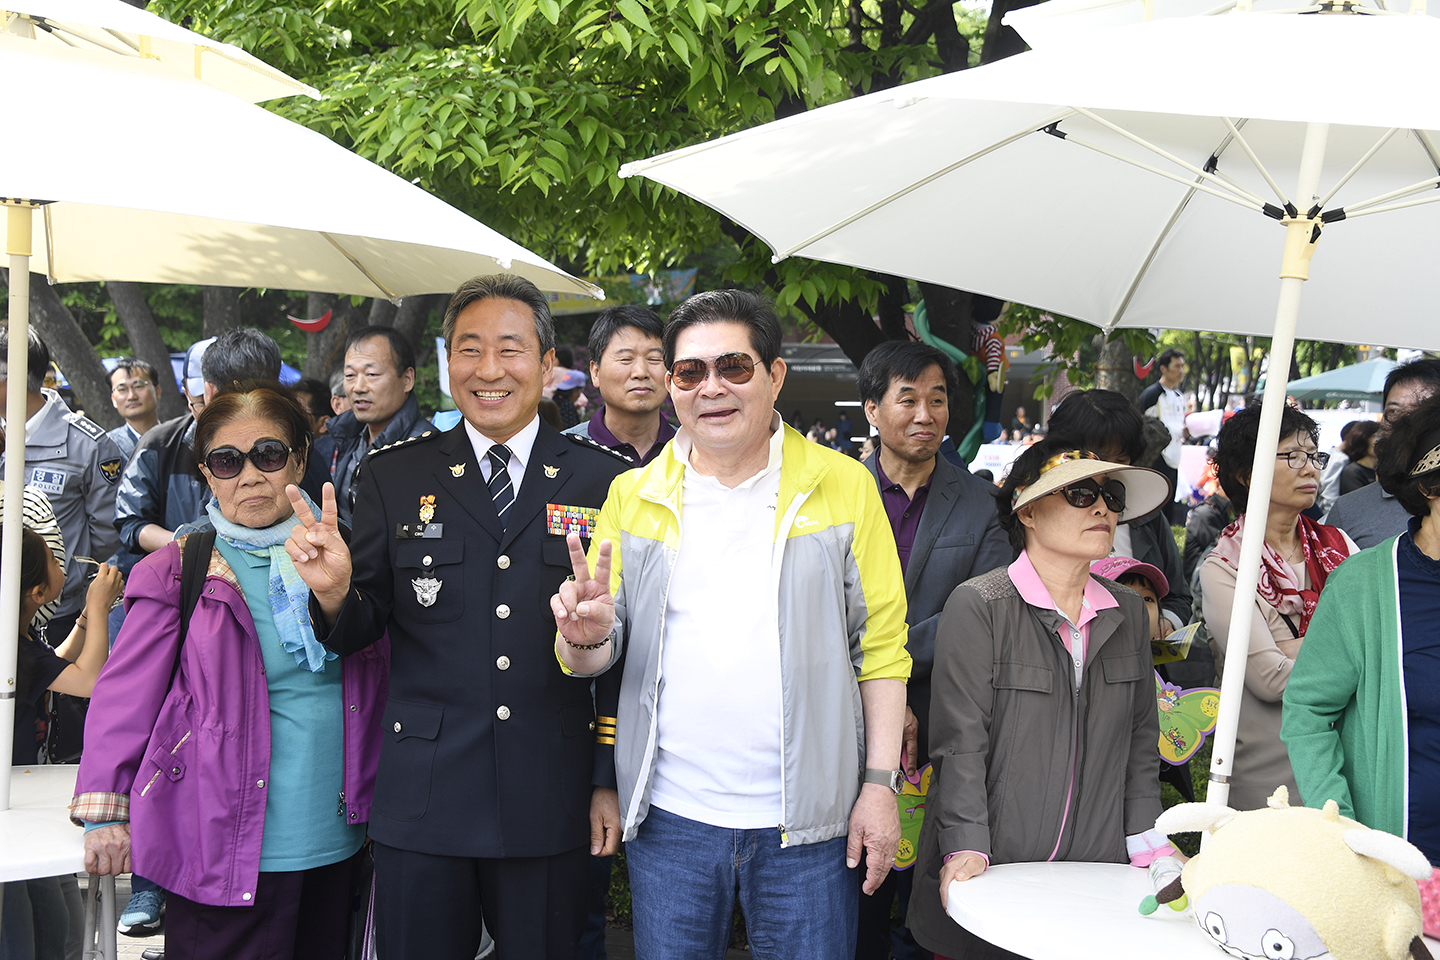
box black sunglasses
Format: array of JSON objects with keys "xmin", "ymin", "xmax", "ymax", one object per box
[
  {"xmin": 670, "ymin": 353, "xmax": 757, "ymax": 391},
  {"xmin": 1055, "ymin": 479, "xmax": 1127, "ymax": 514},
  {"xmin": 203, "ymin": 439, "xmax": 292, "ymax": 480}
]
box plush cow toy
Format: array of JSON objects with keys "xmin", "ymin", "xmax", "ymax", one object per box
[{"xmin": 1152, "ymin": 787, "xmax": 1433, "ymax": 960}]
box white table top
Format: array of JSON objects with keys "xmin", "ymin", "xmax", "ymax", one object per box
[
  {"xmin": 0, "ymin": 765, "xmax": 84, "ymax": 882},
  {"xmin": 945, "ymin": 861, "xmax": 1439, "ymax": 960}
]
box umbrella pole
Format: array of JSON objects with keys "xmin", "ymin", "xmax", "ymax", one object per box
[
  {"xmin": 1205, "ymin": 122, "xmax": 1329, "ymax": 810},
  {"xmin": 2, "ymin": 202, "xmax": 34, "ymax": 811}
]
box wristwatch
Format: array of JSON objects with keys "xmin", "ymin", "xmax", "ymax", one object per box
[{"xmin": 863, "ymin": 768, "xmax": 903, "ymax": 794}]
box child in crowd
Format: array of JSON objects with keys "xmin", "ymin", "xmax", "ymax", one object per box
[
  {"xmin": 4, "ymin": 527, "xmax": 121, "ymax": 959},
  {"xmin": 1092, "ymin": 555, "xmax": 1169, "ymax": 641}
]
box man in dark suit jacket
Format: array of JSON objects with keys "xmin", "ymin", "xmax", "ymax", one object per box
[
  {"xmin": 290, "ymin": 275, "xmax": 630, "ymax": 960},
  {"xmin": 854, "ymin": 341, "xmax": 1014, "ymax": 960}
]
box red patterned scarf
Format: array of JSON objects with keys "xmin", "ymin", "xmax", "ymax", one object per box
[{"xmin": 1210, "ymin": 513, "xmax": 1354, "ymax": 634}]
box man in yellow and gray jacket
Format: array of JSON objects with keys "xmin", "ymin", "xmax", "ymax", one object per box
[{"xmin": 553, "ymin": 290, "xmax": 911, "ymax": 960}]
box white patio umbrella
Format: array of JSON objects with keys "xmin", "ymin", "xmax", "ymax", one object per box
[
  {"xmin": 3, "ymin": 0, "xmax": 319, "ymax": 101},
  {"xmin": 2, "ymin": 35, "xmax": 601, "ymax": 809},
  {"xmin": 1001, "ymin": 0, "xmax": 1437, "ymax": 50},
  {"xmin": 621, "ymin": 8, "xmax": 1440, "ymax": 934}
]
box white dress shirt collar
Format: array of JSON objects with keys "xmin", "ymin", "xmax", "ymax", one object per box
[{"xmin": 464, "ymin": 414, "xmax": 541, "ymax": 493}]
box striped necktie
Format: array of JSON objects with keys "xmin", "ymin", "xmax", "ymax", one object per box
[{"xmin": 487, "ymin": 444, "xmax": 514, "ymax": 528}]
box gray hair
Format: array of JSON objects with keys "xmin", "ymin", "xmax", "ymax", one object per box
[
  {"xmin": 201, "ymin": 328, "xmax": 282, "ymax": 387},
  {"xmin": 442, "ymin": 275, "xmax": 555, "ymax": 354}
]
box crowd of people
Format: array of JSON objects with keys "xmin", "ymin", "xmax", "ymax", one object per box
[{"xmin": 0, "ymin": 285, "xmax": 1435, "ymax": 960}]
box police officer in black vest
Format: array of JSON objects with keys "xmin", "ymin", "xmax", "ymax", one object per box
[{"xmin": 288, "ymin": 275, "xmax": 630, "ymax": 960}]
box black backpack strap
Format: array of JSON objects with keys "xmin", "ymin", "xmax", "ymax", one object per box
[{"xmin": 171, "ymin": 530, "xmax": 216, "ymax": 687}]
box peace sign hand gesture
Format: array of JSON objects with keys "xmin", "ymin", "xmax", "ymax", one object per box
[
  {"xmin": 284, "ymin": 482, "xmax": 352, "ymax": 623},
  {"xmin": 551, "ymin": 533, "xmax": 616, "ymax": 669}
]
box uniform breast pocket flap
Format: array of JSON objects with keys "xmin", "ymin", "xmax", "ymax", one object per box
[
  {"xmin": 386, "ymin": 699, "xmax": 444, "ymax": 743},
  {"xmin": 395, "ymin": 540, "xmax": 464, "ymax": 623},
  {"xmin": 397, "ymin": 539, "xmax": 464, "ymax": 570},
  {"xmin": 1102, "ymin": 653, "xmax": 1149, "ymax": 684},
  {"xmin": 993, "ymin": 660, "xmax": 1052, "ymax": 694},
  {"xmin": 543, "ymin": 536, "xmax": 575, "ymax": 570}
]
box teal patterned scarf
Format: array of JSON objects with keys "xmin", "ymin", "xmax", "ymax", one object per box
[{"xmin": 205, "ymin": 491, "xmax": 336, "ymax": 673}]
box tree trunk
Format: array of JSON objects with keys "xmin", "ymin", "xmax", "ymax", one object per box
[
  {"xmin": 8, "ymin": 272, "xmax": 123, "ymax": 429},
  {"xmin": 368, "ymin": 297, "xmax": 397, "ymax": 327},
  {"xmin": 107, "ymin": 281, "xmax": 189, "ymax": 419},
  {"xmin": 1094, "ymin": 334, "xmax": 1139, "ymax": 401},
  {"xmin": 302, "ymin": 293, "xmax": 361, "ymax": 379},
  {"xmin": 391, "ymin": 296, "xmax": 436, "ymax": 355},
  {"xmin": 202, "ymin": 285, "xmax": 245, "ymax": 337},
  {"xmin": 979, "ymin": 0, "xmax": 1045, "ymax": 64}
]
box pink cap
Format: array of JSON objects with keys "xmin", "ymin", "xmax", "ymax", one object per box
[{"xmin": 1090, "ymin": 556, "xmax": 1169, "ymax": 598}]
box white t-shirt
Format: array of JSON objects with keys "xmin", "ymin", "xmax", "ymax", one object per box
[
  {"xmin": 649, "ymin": 427, "xmax": 786, "ymax": 828},
  {"xmin": 1146, "ymin": 385, "xmax": 1187, "ymax": 468}
]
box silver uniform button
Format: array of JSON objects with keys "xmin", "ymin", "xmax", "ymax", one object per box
[
  {"xmin": 496, "ymin": 604, "xmax": 511, "ymax": 619},
  {"xmin": 496, "ymin": 705, "xmax": 511, "ymax": 720},
  {"xmin": 497, "ymin": 555, "xmax": 511, "ymax": 569},
  {"xmin": 423, "ymin": 555, "xmax": 433, "ymax": 566},
  {"xmin": 393, "ymin": 722, "xmax": 402, "ymax": 733},
  {"xmin": 496, "ymin": 656, "xmax": 511, "ymax": 670}
]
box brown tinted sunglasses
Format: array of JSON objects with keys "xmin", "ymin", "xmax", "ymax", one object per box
[{"xmin": 670, "ymin": 353, "xmax": 757, "ymax": 391}]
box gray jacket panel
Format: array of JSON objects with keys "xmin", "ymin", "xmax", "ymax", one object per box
[{"xmin": 907, "ymin": 567, "xmax": 1161, "ymax": 956}]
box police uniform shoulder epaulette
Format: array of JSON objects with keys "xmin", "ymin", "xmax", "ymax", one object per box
[
  {"xmin": 63, "ymin": 411, "xmax": 107, "ymax": 442},
  {"xmin": 564, "ymin": 431, "xmax": 634, "ymax": 465},
  {"xmin": 367, "ymin": 429, "xmax": 441, "ymax": 459}
]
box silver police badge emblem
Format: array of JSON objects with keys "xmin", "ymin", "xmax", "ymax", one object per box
[{"xmin": 411, "ymin": 576, "xmax": 443, "ymax": 607}]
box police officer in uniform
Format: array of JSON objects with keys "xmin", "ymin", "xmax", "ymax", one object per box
[
  {"xmin": 288, "ymin": 275, "xmax": 630, "ymax": 960},
  {"xmin": 0, "ymin": 329, "xmax": 123, "ymax": 639}
]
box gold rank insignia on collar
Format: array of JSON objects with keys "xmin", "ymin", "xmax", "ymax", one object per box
[
  {"xmin": 419, "ymin": 494, "xmax": 436, "ymax": 524},
  {"xmin": 450, "ymin": 463, "xmax": 465, "ymax": 477},
  {"xmin": 544, "ymin": 464, "xmax": 559, "ymax": 478}
]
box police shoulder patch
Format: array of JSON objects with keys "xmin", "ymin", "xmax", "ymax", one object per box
[
  {"xmin": 64, "ymin": 411, "xmax": 107, "ymax": 442},
  {"xmin": 563, "ymin": 432, "xmax": 634, "ymax": 465},
  {"xmin": 99, "ymin": 458, "xmax": 124, "ymax": 484},
  {"xmin": 368, "ymin": 429, "xmax": 440, "ymax": 459}
]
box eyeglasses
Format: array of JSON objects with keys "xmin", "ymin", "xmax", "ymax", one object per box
[
  {"xmin": 1054, "ymin": 479, "xmax": 1127, "ymax": 514},
  {"xmin": 202, "ymin": 439, "xmax": 292, "ymax": 479},
  {"xmin": 111, "ymin": 379, "xmax": 152, "ymax": 396},
  {"xmin": 669, "ymin": 353, "xmax": 757, "ymax": 391},
  {"xmin": 1276, "ymin": 450, "xmax": 1330, "ymax": 470}
]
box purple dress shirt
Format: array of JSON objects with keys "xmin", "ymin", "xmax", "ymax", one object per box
[
  {"xmin": 877, "ymin": 459, "xmax": 930, "ymax": 575},
  {"xmin": 586, "ymin": 405, "xmax": 677, "ymax": 467}
]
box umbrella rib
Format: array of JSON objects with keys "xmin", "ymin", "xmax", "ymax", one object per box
[
  {"xmin": 1334, "ymin": 174, "xmax": 1440, "ymax": 215},
  {"xmin": 1412, "ymin": 130, "xmax": 1440, "ymax": 178},
  {"xmin": 1058, "ymin": 131, "xmax": 1266, "ymax": 214},
  {"xmin": 40, "ymin": 21, "xmax": 139, "ymax": 58},
  {"xmin": 773, "ymin": 110, "xmax": 1077, "ymax": 261},
  {"xmin": 321, "ymin": 233, "xmax": 397, "ymax": 301},
  {"xmin": 1221, "ymin": 117, "xmax": 1292, "ymax": 209},
  {"xmin": 101, "ymin": 29, "xmax": 143, "ymax": 54},
  {"xmin": 1071, "ymin": 106, "xmax": 1269, "ymax": 208},
  {"xmin": 1313, "ymin": 127, "xmax": 1398, "ymax": 212},
  {"xmin": 1336, "ymin": 189, "xmax": 1440, "ymax": 220},
  {"xmin": 1108, "ymin": 127, "xmax": 1243, "ymax": 329}
]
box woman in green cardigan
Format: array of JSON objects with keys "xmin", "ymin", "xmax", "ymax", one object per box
[{"xmin": 1283, "ymin": 395, "xmax": 1440, "ymax": 937}]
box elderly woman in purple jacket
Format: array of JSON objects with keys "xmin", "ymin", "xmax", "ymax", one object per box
[{"xmin": 71, "ymin": 382, "xmax": 388, "ymax": 960}]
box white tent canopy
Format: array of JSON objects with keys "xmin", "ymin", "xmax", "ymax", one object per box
[
  {"xmin": 3, "ymin": 0, "xmax": 318, "ymax": 101},
  {"xmin": 3, "ymin": 33, "xmax": 600, "ymax": 300},
  {"xmin": 621, "ymin": 12, "xmax": 1440, "ymax": 347}
]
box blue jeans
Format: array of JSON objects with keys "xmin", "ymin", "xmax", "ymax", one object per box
[{"xmin": 626, "ymin": 806, "xmax": 857, "ymax": 960}]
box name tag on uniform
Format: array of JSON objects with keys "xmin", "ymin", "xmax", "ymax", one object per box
[
  {"xmin": 27, "ymin": 468, "xmax": 66, "ymax": 496},
  {"xmin": 546, "ymin": 504, "xmax": 598, "ymax": 538},
  {"xmin": 396, "ymin": 523, "xmax": 444, "ymax": 539}
]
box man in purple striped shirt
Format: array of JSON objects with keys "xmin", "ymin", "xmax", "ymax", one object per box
[{"xmin": 855, "ymin": 341, "xmax": 1014, "ymax": 960}]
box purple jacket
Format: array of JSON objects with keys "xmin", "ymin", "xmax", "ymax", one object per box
[{"xmin": 72, "ymin": 538, "xmax": 389, "ymax": 907}]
